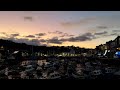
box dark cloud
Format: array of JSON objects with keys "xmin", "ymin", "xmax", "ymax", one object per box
[
  {"xmin": 55, "ymin": 31, "xmax": 63, "ymax": 34},
  {"xmin": 42, "ymin": 44, "xmax": 47, "ymax": 46},
  {"xmin": 0, "ymin": 32, "xmax": 9, "ymax": 36},
  {"xmin": 61, "ymin": 17, "xmax": 96, "ymax": 27},
  {"xmin": 97, "ymin": 26, "xmax": 108, "ymax": 29},
  {"xmin": 60, "ymin": 33, "xmax": 74, "ymax": 37},
  {"xmin": 0, "ymin": 32, "xmax": 6, "ymax": 35},
  {"xmin": 48, "ymin": 31, "xmax": 74, "ymax": 38},
  {"xmin": 48, "ymin": 31, "xmax": 63, "ymax": 34},
  {"xmin": 10, "ymin": 33, "xmax": 20, "ymax": 37},
  {"xmin": 37, "ymin": 37, "xmax": 41, "ymax": 38},
  {"xmin": 47, "ymin": 37, "xmax": 62, "ymax": 44},
  {"xmin": 25, "ymin": 35, "xmax": 35, "ymax": 38},
  {"xmin": 94, "ymin": 31, "xmax": 108, "ymax": 35},
  {"xmin": 5, "ymin": 37, "xmax": 45, "ymax": 46},
  {"xmin": 69, "ymin": 35, "xmax": 75, "ymax": 37},
  {"xmin": 35, "ymin": 33, "xmax": 46, "ymax": 36},
  {"xmin": 67, "ymin": 33, "xmax": 96, "ymax": 42},
  {"xmin": 99, "ymin": 32, "xmax": 119, "ymax": 37},
  {"xmin": 30, "ymin": 39, "xmax": 41, "ymax": 45},
  {"xmin": 60, "ymin": 32, "xmax": 96, "ymax": 42},
  {"xmin": 7, "ymin": 38, "xmax": 29, "ymax": 44},
  {"xmin": 24, "ymin": 16, "xmax": 33, "ymax": 21},
  {"xmin": 0, "ymin": 32, "xmax": 20, "ymax": 38},
  {"xmin": 0, "ymin": 32, "xmax": 47, "ymax": 46},
  {"xmin": 110, "ymin": 33, "xmax": 118, "ymax": 36},
  {"xmin": 39, "ymin": 39, "xmax": 46, "ymax": 43},
  {"xmin": 60, "ymin": 38, "xmax": 67, "ymax": 42},
  {"xmin": 112, "ymin": 30, "xmax": 120, "ymax": 32}
]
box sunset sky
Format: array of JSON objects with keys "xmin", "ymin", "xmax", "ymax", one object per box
[{"xmin": 0, "ymin": 11, "xmax": 120, "ymax": 48}]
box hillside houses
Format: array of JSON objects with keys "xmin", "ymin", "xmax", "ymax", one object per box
[{"xmin": 95, "ymin": 36, "xmax": 120, "ymax": 58}]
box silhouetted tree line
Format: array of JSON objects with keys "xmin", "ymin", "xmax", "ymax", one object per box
[{"xmin": 0, "ymin": 39, "xmax": 93, "ymax": 54}]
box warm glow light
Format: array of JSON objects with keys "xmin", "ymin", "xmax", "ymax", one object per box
[{"xmin": 0, "ymin": 11, "xmax": 120, "ymax": 48}]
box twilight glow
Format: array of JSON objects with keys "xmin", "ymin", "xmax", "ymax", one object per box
[{"xmin": 0, "ymin": 11, "xmax": 120, "ymax": 48}]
